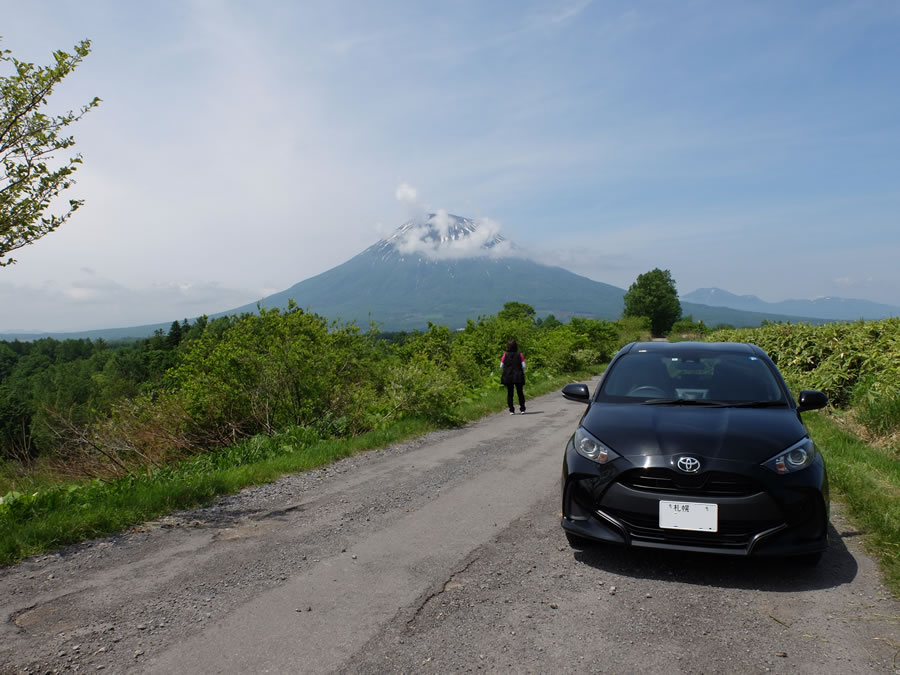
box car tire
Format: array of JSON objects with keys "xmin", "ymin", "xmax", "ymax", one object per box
[{"xmin": 565, "ymin": 532, "xmax": 592, "ymax": 549}]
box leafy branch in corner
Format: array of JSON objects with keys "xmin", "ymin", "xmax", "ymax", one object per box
[{"xmin": 0, "ymin": 37, "xmax": 101, "ymax": 266}]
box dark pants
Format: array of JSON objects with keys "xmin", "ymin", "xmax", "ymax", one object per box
[{"xmin": 506, "ymin": 383, "xmax": 525, "ymax": 412}]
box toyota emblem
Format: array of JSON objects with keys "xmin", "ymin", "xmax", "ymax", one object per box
[{"xmin": 676, "ymin": 456, "xmax": 701, "ymax": 473}]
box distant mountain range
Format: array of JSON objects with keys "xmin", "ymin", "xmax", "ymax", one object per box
[
  {"xmin": 204, "ymin": 215, "xmax": 829, "ymax": 331},
  {"xmin": 3, "ymin": 214, "xmax": 876, "ymax": 342},
  {"xmin": 682, "ymin": 288, "xmax": 900, "ymax": 322}
]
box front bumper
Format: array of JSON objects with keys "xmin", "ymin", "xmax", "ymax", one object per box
[{"xmin": 561, "ymin": 442, "xmax": 829, "ymax": 557}]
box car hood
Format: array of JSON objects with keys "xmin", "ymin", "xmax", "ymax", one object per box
[{"xmin": 581, "ymin": 403, "xmax": 808, "ymax": 463}]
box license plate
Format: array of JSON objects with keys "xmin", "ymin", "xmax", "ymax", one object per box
[{"xmin": 659, "ymin": 501, "xmax": 718, "ymax": 532}]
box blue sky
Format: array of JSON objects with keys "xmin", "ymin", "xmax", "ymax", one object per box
[{"xmin": 1, "ymin": 0, "xmax": 899, "ymax": 331}]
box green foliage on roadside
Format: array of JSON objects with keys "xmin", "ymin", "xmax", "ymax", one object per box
[
  {"xmin": 707, "ymin": 319, "xmax": 900, "ymax": 435},
  {"xmin": 669, "ymin": 316, "xmax": 709, "ymax": 339},
  {"xmin": 168, "ymin": 306, "xmax": 377, "ymax": 437},
  {"xmin": 1, "ymin": 303, "xmax": 647, "ymax": 488},
  {"xmin": 805, "ymin": 413, "xmax": 900, "ymax": 596},
  {"xmin": 0, "ymin": 319, "xmax": 219, "ymax": 463}
]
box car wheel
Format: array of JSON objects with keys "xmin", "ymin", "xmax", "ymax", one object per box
[{"xmin": 565, "ymin": 532, "xmax": 592, "ymax": 549}]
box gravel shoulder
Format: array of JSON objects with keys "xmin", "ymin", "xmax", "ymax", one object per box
[{"xmin": 1, "ymin": 379, "xmax": 898, "ymax": 674}]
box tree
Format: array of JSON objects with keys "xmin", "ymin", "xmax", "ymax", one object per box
[
  {"xmin": 167, "ymin": 320, "xmax": 183, "ymax": 347},
  {"xmin": 623, "ymin": 268, "xmax": 682, "ymax": 336},
  {"xmin": 535, "ymin": 313, "xmax": 562, "ymax": 329},
  {"xmin": 1, "ymin": 38, "xmax": 100, "ymax": 266},
  {"xmin": 497, "ymin": 301, "xmax": 535, "ymax": 323}
]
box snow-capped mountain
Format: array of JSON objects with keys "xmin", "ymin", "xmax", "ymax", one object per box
[
  {"xmin": 218, "ymin": 213, "xmax": 626, "ymax": 330},
  {"xmin": 367, "ymin": 213, "xmax": 512, "ymax": 262}
]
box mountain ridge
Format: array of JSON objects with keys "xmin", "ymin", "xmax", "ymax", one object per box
[
  {"xmin": 682, "ymin": 287, "xmax": 900, "ymax": 321},
  {"xmin": 1, "ymin": 216, "xmax": 844, "ymax": 340}
]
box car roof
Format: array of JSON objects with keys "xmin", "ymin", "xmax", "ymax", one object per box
[{"xmin": 625, "ymin": 341, "xmax": 762, "ymax": 356}]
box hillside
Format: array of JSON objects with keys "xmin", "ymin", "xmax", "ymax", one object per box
[
  {"xmin": 683, "ymin": 287, "xmax": 900, "ymax": 321},
  {"xmin": 228, "ymin": 254, "xmax": 626, "ymax": 330}
]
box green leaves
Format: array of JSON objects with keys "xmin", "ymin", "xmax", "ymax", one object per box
[
  {"xmin": 623, "ymin": 268, "xmax": 682, "ymax": 336},
  {"xmin": 707, "ymin": 319, "xmax": 900, "ymax": 435},
  {"xmin": 1, "ymin": 302, "xmax": 650, "ymax": 483},
  {"xmin": 1, "ymin": 37, "xmax": 100, "ymax": 265}
]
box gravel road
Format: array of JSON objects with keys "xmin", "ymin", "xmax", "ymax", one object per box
[{"xmin": 1, "ymin": 377, "xmax": 898, "ymax": 674}]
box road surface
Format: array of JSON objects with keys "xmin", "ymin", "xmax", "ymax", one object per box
[{"xmin": 1, "ymin": 377, "xmax": 898, "ymax": 673}]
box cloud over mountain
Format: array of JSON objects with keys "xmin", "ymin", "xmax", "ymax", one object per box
[{"xmin": 383, "ymin": 211, "xmax": 515, "ymax": 261}]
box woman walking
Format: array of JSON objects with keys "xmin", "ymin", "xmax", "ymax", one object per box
[{"xmin": 500, "ymin": 339, "xmax": 526, "ymax": 414}]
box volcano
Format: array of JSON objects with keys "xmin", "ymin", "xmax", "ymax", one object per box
[{"xmin": 228, "ymin": 213, "xmax": 626, "ymax": 330}]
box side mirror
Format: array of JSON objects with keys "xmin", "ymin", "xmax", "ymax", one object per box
[
  {"xmin": 562, "ymin": 383, "xmax": 590, "ymax": 403},
  {"xmin": 797, "ymin": 389, "xmax": 828, "ymax": 412}
]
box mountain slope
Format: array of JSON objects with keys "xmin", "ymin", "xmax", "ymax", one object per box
[
  {"xmin": 679, "ymin": 302, "xmax": 825, "ymax": 329},
  {"xmin": 228, "ymin": 249, "xmax": 627, "ymax": 329},
  {"xmin": 683, "ymin": 287, "xmax": 900, "ymax": 321}
]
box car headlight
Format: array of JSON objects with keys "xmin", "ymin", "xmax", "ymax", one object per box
[
  {"xmin": 573, "ymin": 427, "xmax": 621, "ymax": 464},
  {"xmin": 762, "ymin": 437, "xmax": 816, "ymax": 474}
]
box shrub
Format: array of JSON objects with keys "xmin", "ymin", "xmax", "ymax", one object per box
[
  {"xmin": 707, "ymin": 319, "xmax": 900, "ymax": 435},
  {"xmin": 670, "ymin": 316, "xmax": 709, "ymax": 338}
]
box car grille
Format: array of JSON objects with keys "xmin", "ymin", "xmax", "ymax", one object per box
[
  {"xmin": 616, "ymin": 468, "xmax": 761, "ymax": 497},
  {"xmin": 602, "ymin": 508, "xmax": 783, "ymax": 549}
]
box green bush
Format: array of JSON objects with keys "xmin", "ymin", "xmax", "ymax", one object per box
[
  {"xmin": 616, "ymin": 316, "xmax": 652, "ymax": 345},
  {"xmin": 707, "ymin": 319, "xmax": 900, "ymax": 433},
  {"xmin": 670, "ymin": 316, "xmax": 709, "ymax": 337},
  {"xmin": 2, "ymin": 302, "xmax": 648, "ymax": 487}
]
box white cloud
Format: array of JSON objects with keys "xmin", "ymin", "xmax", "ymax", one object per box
[
  {"xmin": 528, "ymin": 244, "xmax": 636, "ymax": 281},
  {"xmin": 395, "ymin": 182, "xmax": 418, "ymax": 203},
  {"xmin": 551, "ymin": 0, "xmax": 594, "ymax": 25},
  {"xmin": 389, "ymin": 210, "xmax": 514, "ymax": 261},
  {"xmin": 832, "ymin": 275, "xmax": 874, "ymax": 289},
  {"xmin": 0, "ymin": 275, "xmax": 262, "ymax": 332}
]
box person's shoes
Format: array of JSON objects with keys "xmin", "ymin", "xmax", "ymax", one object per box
[
  {"xmin": 509, "ymin": 410, "xmax": 516, "ymax": 415},
  {"xmin": 520, "ymin": 407, "xmax": 526, "ymax": 414}
]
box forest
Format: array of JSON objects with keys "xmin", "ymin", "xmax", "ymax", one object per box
[{"xmin": 0, "ymin": 302, "xmax": 643, "ymax": 483}]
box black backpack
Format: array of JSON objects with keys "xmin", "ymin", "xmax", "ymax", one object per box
[{"xmin": 501, "ymin": 351, "xmax": 524, "ymax": 385}]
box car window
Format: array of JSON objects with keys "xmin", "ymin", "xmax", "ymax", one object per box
[{"xmin": 599, "ymin": 352, "xmax": 784, "ymax": 402}]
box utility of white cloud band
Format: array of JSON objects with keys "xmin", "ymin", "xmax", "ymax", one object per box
[{"xmin": 391, "ymin": 185, "xmax": 515, "ymax": 260}]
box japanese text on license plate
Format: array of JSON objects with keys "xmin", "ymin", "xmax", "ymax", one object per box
[{"xmin": 659, "ymin": 501, "xmax": 718, "ymax": 532}]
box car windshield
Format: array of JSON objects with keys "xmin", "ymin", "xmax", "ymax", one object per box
[{"xmin": 598, "ymin": 350, "xmax": 785, "ymax": 404}]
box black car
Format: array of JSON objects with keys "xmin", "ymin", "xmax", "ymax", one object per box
[{"xmin": 561, "ymin": 341, "xmax": 830, "ymax": 563}]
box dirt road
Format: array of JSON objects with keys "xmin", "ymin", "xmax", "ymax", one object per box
[{"xmin": 1, "ymin": 378, "xmax": 898, "ymax": 673}]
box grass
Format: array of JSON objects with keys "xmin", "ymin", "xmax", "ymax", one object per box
[
  {"xmin": 806, "ymin": 411, "xmax": 900, "ymax": 597},
  {"xmin": 853, "ymin": 393, "xmax": 900, "ymax": 439},
  {"xmin": 0, "ymin": 369, "xmax": 600, "ymax": 566}
]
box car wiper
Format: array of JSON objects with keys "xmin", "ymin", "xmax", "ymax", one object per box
[
  {"xmin": 722, "ymin": 400, "xmax": 788, "ymax": 408},
  {"xmin": 640, "ymin": 398, "xmax": 727, "ymax": 406}
]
